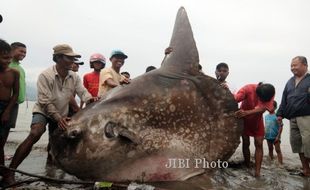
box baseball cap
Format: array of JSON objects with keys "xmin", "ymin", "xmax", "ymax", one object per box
[
  {"xmin": 110, "ymin": 49, "xmax": 128, "ymax": 59},
  {"xmin": 90, "ymin": 53, "xmax": 106, "ymax": 64},
  {"xmin": 74, "ymin": 59, "xmax": 84, "ymax": 65},
  {"xmin": 53, "ymin": 44, "xmax": 81, "ymax": 58}
]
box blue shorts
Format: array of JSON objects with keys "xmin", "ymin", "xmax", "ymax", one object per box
[
  {"xmin": 266, "ymin": 139, "xmax": 281, "ymax": 144},
  {"xmin": 31, "ymin": 113, "xmax": 58, "ymax": 134},
  {"xmin": 0, "ymin": 101, "xmax": 18, "ymax": 137}
]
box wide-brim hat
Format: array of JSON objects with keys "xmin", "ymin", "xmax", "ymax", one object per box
[{"xmin": 53, "ymin": 44, "xmax": 81, "ymax": 58}]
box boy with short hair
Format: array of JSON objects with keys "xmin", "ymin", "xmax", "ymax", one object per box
[
  {"xmin": 265, "ymin": 100, "xmax": 283, "ymax": 165},
  {"xmin": 235, "ymin": 82, "xmax": 275, "ymax": 177},
  {"xmin": 9, "ymin": 42, "xmax": 26, "ymax": 105},
  {"xmin": 8, "ymin": 42, "xmax": 26, "ymax": 139},
  {"xmin": 0, "ymin": 39, "xmax": 19, "ymax": 174},
  {"xmin": 215, "ymin": 62, "xmax": 236, "ymax": 94}
]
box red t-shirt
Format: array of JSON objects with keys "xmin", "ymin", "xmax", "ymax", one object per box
[
  {"xmin": 83, "ymin": 71, "xmax": 100, "ymax": 97},
  {"xmin": 234, "ymin": 84, "xmax": 274, "ymax": 137}
]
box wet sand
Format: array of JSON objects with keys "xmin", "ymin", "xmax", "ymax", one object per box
[
  {"xmin": 2, "ymin": 102, "xmax": 310, "ymax": 189},
  {"xmin": 3, "ymin": 139, "xmax": 310, "ymax": 190}
]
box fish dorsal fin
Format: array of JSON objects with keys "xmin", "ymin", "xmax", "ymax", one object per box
[{"xmin": 161, "ymin": 7, "xmax": 199, "ymax": 75}]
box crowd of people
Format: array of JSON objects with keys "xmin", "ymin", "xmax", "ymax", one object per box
[
  {"xmin": 0, "ymin": 39, "xmax": 309, "ymax": 186},
  {"xmin": 215, "ymin": 56, "xmax": 310, "ymax": 177}
]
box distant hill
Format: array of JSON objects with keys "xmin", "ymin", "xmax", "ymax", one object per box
[{"xmin": 26, "ymin": 82, "xmax": 37, "ymax": 101}]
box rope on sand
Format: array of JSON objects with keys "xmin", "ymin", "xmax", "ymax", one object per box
[
  {"xmin": 1, "ymin": 165, "xmax": 94, "ymax": 184},
  {"xmin": 3, "ymin": 179, "xmax": 41, "ymax": 189},
  {"xmin": 0, "ymin": 165, "xmax": 169, "ymax": 190}
]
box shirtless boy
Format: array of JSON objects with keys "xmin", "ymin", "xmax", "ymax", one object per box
[{"xmin": 0, "ymin": 39, "xmax": 19, "ymax": 178}]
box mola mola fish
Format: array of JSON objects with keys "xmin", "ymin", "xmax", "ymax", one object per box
[{"xmin": 50, "ymin": 7, "xmax": 243, "ymax": 182}]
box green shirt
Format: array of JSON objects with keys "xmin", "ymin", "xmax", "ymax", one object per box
[{"xmin": 9, "ymin": 60, "xmax": 26, "ymax": 104}]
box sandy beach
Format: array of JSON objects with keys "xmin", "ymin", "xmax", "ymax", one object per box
[{"xmin": 2, "ymin": 102, "xmax": 310, "ymax": 189}]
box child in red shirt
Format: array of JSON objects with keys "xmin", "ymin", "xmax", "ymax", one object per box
[{"xmin": 81, "ymin": 53, "xmax": 106, "ymax": 108}]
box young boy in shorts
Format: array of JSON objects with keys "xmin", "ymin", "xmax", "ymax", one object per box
[
  {"xmin": 265, "ymin": 101, "xmax": 283, "ymax": 165},
  {"xmin": 0, "ymin": 39, "xmax": 19, "ymax": 176}
]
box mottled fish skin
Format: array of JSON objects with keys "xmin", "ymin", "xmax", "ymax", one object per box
[{"xmin": 50, "ymin": 7, "xmax": 243, "ymax": 182}]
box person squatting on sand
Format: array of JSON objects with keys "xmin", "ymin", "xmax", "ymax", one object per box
[
  {"xmin": 234, "ymin": 82, "xmax": 275, "ymax": 177},
  {"xmin": 277, "ymin": 56, "xmax": 310, "ymax": 177},
  {"xmin": 0, "ymin": 39, "xmax": 19, "ymax": 181},
  {"xmin": 2, "ymin": 44, "xmax": 99, "ymax": 185}
]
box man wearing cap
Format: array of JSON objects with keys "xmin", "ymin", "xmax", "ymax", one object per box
[
  {"xmin": 68, "ymin": 58, "xmax": 84, "ymax": 116},
  {"xmin": 83, "ymin": 53, "xmax": 106, "ymax": 98},
  {"xmin": 98, "ymin": 50, "xmax": 130, "ymax": 96},
  {"xmin": 3, "ymin": 44, "xmax": 97, "ymax": 184},
  {"xmin": 71, "ymin": 59, "xmax": 84, "ymax": 72}
]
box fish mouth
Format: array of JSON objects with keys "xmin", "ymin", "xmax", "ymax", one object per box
[
  {"xmin": 64, "ymin": 120, "xmax": 84, "ymax": 139},
  {"xmin": 66, "ymin": 128, "xmax": 82, "ymax": 139}
]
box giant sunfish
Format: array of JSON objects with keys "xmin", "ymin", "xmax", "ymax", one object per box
[{"xmin": 50, "ymin": 7, "xmax": 243, "ymax": 182}]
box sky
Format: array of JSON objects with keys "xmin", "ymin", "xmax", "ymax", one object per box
[{"xmin": 1, "ymin": 0, "xmax": 310, "ymax": 102}]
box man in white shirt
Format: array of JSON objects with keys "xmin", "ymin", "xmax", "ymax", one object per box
[{"xmin": 3, "ymin": 44, "xmax": 98, "ymax": 185}]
